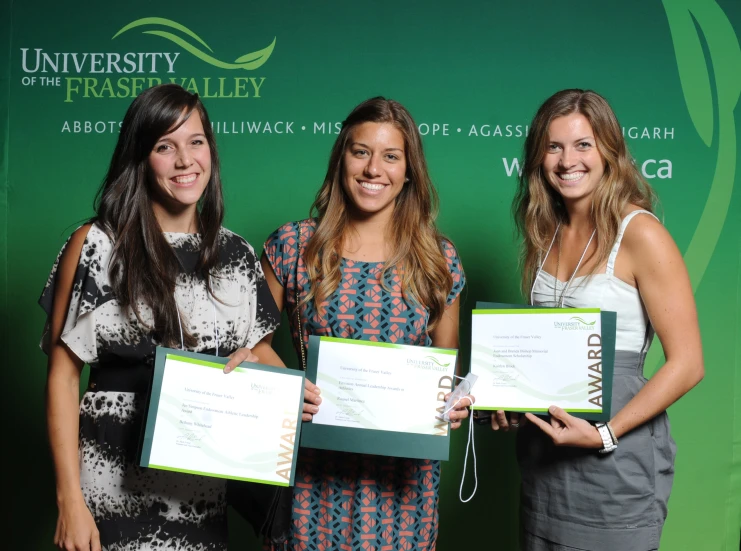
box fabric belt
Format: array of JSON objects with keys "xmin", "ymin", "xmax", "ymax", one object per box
[
  {"xmin": 86, "ymin": 347, "xmax": 223, "ymax": 393},
  {"xmin": 87, "ymin": 362, "xmax": 152, "ymax": 394}
]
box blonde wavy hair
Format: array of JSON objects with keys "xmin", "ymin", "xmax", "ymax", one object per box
[
  {"xmin": 303, "ymin": 97, "xmax": 454, "ymax": 330},
  {"xmin": 513, "ymin": 89, "xmax": 657, "ymax": 295}
]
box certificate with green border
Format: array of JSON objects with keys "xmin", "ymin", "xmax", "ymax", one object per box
[
  {"xmin": 140, "ymin": 347, "xmax": 305, "ymax": 486},
  {"xmin": 471, "ymin": 302, "xmax": 615, "ymax": 422},
  {"xmin": 300, "ymin": 336, "xmax": 456, "ymax": 460}
]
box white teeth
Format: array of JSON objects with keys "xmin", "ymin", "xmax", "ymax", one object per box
[
  {"xmin": 560, "ymin": 172, "xmax": 584, "ymax": 181},
  {"xmin": 173, "ymin": 174, "xmax": 197, "ymax": 184},
  {"xmin": 360, "ymin": 181, "xmax": 385, "ymax": 191}
]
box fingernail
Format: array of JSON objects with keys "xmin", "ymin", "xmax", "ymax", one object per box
[
  {"xmin": 549, "ymin": 406, "xmax": 556, "ymax": 414},
  {"xmin": 316, "ymin": 397, "xmax": 322, "ymax": 404},
  {"xmin": 312, "ymin": 406, "xmax": 319, "ymax": 413}
]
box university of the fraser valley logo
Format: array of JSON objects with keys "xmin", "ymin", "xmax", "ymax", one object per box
[
  {"xmin": 554, "ymin": 316, "xmax": 596, "ymax": 331},
  {"xmin": 19, "ymin": 17, "xmax": 276, "ymax": 102},
  {"xmin": 406, "ymin": 356, "xmax": 451, "ymax": 370}
]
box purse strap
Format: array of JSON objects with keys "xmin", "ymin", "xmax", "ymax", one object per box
[{"xmin": 295, "ymin": 222, "xmax": 307, "ymax": 371}]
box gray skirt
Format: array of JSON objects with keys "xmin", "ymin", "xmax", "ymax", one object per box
[{"xmin": 517, "ymin": 351, "xmax": 676, "ymax": 551}]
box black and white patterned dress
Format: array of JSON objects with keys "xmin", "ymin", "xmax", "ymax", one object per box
[{"xmin": 40, "ymin": 223, "xmax": 280, "ymax": 550}]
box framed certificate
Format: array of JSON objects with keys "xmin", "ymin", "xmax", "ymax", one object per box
[
  {"xmin": 470, "ymin": 302, "xmax": 616, "ymax": 421},
  {"xmin": 300, "ymin": 336, "xmax": 458, "ymax": 460},
  {"xmin": 140, "ymin": 347, "xmax": 305, "ymax": 486}
]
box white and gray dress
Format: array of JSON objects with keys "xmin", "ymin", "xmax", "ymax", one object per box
[
  {"xmin": 40, "ymin": 223, "xmax": 280, "ymax": 551},
  {"xmin": 519, "ymin": 211, "xmax": 676, "ymax": 551}
]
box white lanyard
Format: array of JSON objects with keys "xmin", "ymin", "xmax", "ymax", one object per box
[
  {"xmin": 530, "ymin": 223, "xmax": 596, "ymax": 307},
  {"xmin": 443, "ymin": 374, "xmax": 478, "ymax": 502}
]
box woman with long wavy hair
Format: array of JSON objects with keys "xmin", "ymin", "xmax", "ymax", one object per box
[
  {"xmin": 261, "ymin": 96, "xmax": 469, "ymax": 550},
  {"xmin": 498, "ymin": 89, "xmax": 704, "ymax": 550},
  {"xmin": 41, "ymin": 84, "xmax": 281, "ymax": 551}
]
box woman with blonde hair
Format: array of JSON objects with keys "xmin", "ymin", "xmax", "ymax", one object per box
[
  {"xmin": 500, "ymin": 88, "xmax": 704, "ymax": 550},
  {"xmin": 261, "ymin": 96, "xmax": 469, "ymax": 549}
]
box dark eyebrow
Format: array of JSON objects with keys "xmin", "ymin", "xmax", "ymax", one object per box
[
  {"xmin": 156, "ymin": 133, "xmax": 206, "ymax": 143},
  {"xmin": 350, "ymin": 141, "xmax": 404, "ymax": 152}
]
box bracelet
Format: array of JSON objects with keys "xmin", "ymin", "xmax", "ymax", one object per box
[
  {"xmin": 596, "ymin": 423, "xmax": 617, "ymax": 454},
  {"xmin": 605, "ymin": 422, "xmax": 618, "ymax": 446}
]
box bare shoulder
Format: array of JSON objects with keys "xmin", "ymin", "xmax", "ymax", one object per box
[
  {"xmin": 621, "ymin": 206, "xmax": 669, "ymax": 246},
  {"xmin": 620, "ymin": 208, "xmax": 684, "ymax": 276},
  {"xmin": 49, "ymin": 224, "xmax": 95, "ymax": 332},
  {"xmin": 70, "ymin": 223, "xmax": 93, "ymax": 247},
  {"xmin": 59, "ymin": 224, "xmax": 93, "ymax": 274}
]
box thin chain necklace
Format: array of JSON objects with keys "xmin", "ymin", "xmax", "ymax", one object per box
[{"xmin": 553, "ymin": 224, "xmax": 597, "ymax": 307}]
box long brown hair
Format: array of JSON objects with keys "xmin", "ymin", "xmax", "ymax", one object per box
[
  {"xmin": 304, "ymin": 97, "xmax": 454, "ymax": 330},
  {"xmin": 513, "ymin": 89, "xmax": 656, "ymax": 294},
  {"xmin": 94, "ymin": 84, "xmax": 224, "ymax": 348}
]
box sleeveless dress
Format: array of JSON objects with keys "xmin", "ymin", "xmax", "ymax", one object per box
[
  {"xmin": 39, "ymin": 223, "xmax": 280, "ymax": 551},
  {"xmin": 518, "ymin": 211, "xmax": 676, "ymax": 551},
  {"xmin": 262, "ymin": 219, "xmax": 466, "ymax": 551}
]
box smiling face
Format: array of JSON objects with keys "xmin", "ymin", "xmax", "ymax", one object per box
[
  {"xmin": 148, "ymin": 111, "xmax": 211, "ymax": 224},
  {"xmin": 341, "ymin": 121, "xmax": 407, "ymax": 221},
  {"xmin": 542, "ymin": 112, "xmax": 605, "ymax": 205}
]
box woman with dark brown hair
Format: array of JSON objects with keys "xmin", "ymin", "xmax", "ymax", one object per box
[
  {"xmin": 261, "ymin": 96, "xmax": 469, "ymax": 549},
  {"xmin": 502, "ymin": 89, "xmax": 704, "ymax": 550},
  {"xmin": 41, "ymin": 84, "xmax": 281, "ymax": 550}
]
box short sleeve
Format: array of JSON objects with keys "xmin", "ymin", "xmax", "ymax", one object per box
[
  {"xmin": 442, "ymin": 239, "xmax": 466, "ymax": 306},
  {"xmin": 262, "ymin": 221, "xmax": 301, "ymax": 287},
  {"xmin": 241, "ymin": 241, "xmax": 281, "ymax": 348},
  {"xmin": 39, "ymin": 225, "xmax": 115, "ymax": 365}
]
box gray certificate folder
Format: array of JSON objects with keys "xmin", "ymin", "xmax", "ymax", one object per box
[
  {"xmin": 476, "ymin": 302, "xmax": 616, "ymax": 422},
  {"xmin": 299, "ymin": 336, "xmax": 452, "ymax": 460}
]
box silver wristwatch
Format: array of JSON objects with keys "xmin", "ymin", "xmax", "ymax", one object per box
[{"xmin": 596, "ymin": 422, "xmax": 618, "ymax": 454}]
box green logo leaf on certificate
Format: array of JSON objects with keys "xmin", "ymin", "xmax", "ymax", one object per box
[
  {"xmin": 569, "ymin": 316, "xmax": 596, "ymax": 326},
  {"xmin": 424, "ymin": 356, "xmax": 451, "ymax": 368}
]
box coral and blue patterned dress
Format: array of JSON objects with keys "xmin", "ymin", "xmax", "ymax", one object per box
[{"xmin": 263, "ymin": 219, "xmax": 465, "ymax": 551}]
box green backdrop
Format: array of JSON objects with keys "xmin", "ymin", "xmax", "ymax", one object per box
[{"xmin": 2, "ymin": 1, "xmax": 739, "ymax": 549}]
